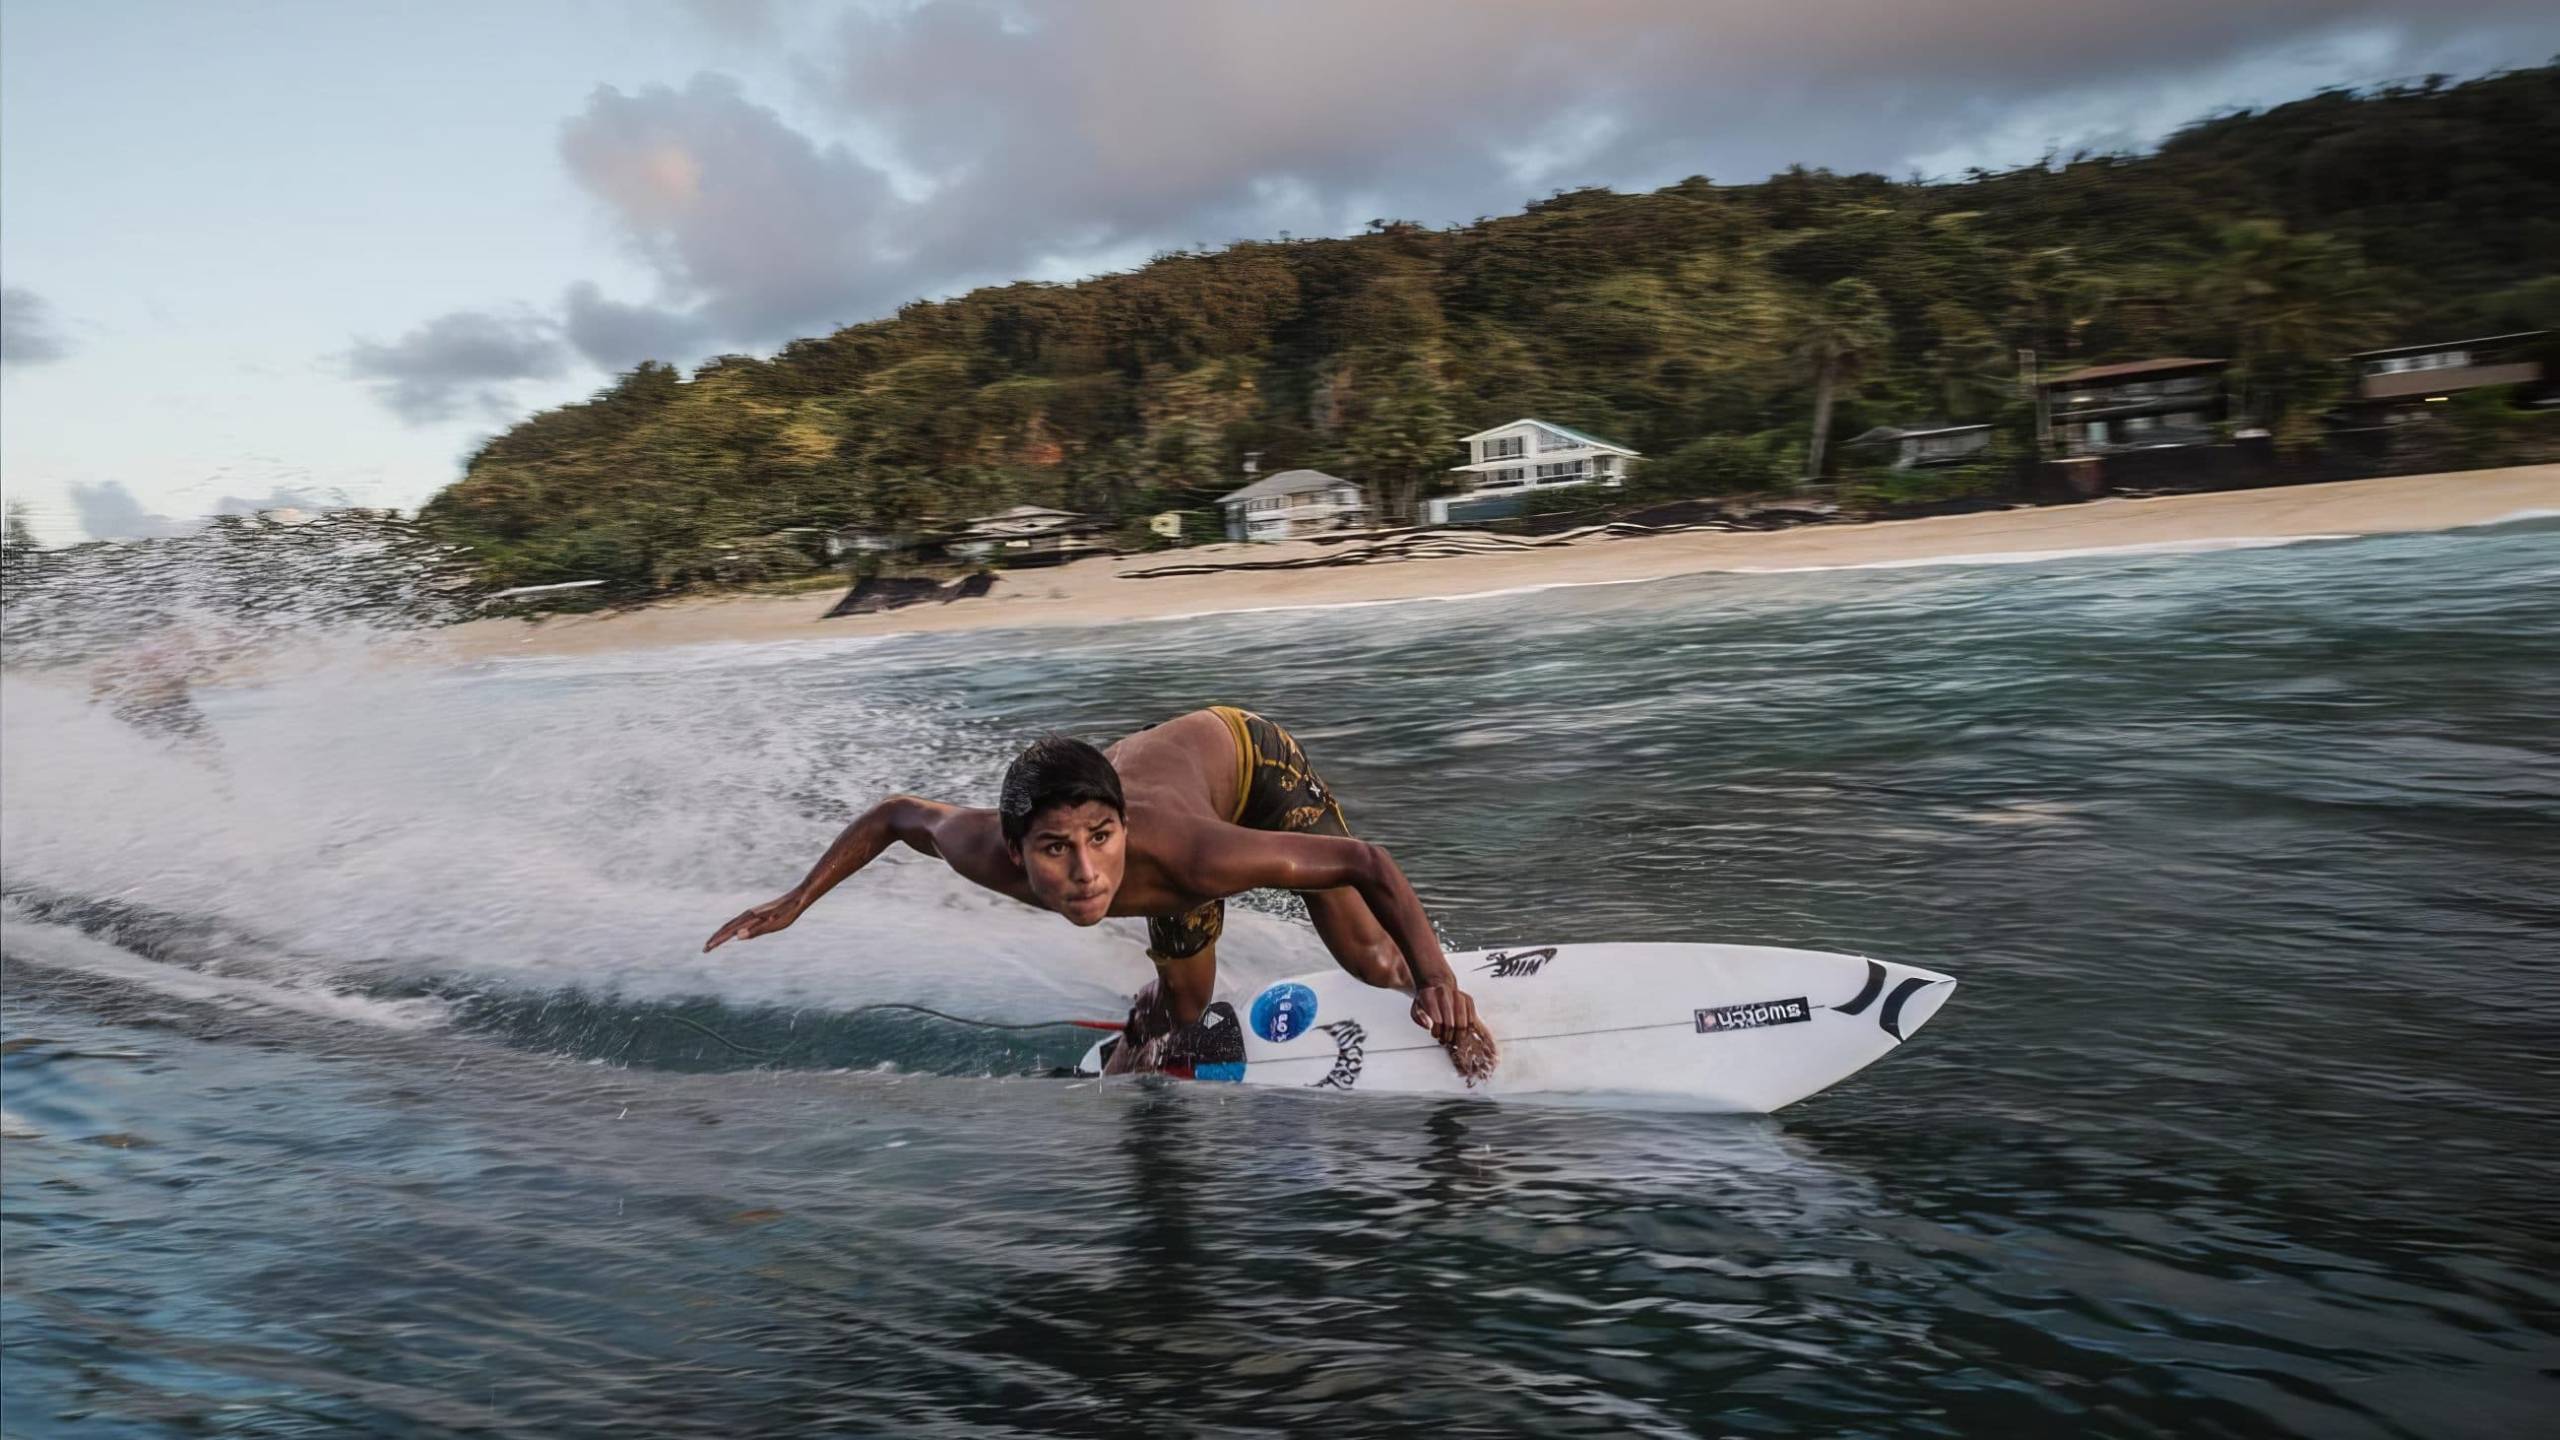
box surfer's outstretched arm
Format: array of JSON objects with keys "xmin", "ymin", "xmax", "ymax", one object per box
[{"xmin": 704, "ymin": 797, "xmax": 1000, "ymax": 951}]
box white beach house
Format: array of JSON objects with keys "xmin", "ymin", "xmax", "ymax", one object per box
[
  {"xmin": 1427, "ymin": 419, "xmax": 1640, "ymax": 525},
  {"xmin": 1218, "ymin": 468, "xmax": 1372, "ymax": 541}
]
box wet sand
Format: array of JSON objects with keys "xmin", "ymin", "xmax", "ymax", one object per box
[{"xmin": 441, "ymin": 466, "xmax": 2560, "ymax": 661}]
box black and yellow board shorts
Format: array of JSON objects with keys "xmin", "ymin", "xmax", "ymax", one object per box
[{"xmin": 1146, "ymin": 706, "xmax": 1351, "ymax": 965}]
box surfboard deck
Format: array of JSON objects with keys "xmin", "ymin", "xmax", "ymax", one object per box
[{"xmin": 1072, "ymin": 942, "xmax": 1955, "ymax": 1112}]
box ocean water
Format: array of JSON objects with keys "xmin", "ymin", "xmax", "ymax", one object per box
[{"xmin": 5, "ymin": 519, "xmax": 2558, "ymax": 1438}]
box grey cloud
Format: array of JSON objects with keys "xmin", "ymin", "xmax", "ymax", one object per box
[
  {"xmin": 561, "ymin": 281, "xmax": 713, "ymax": 373},
  {"xmin": 821, "ymin": 0, "xmax": 2560, "ymax": 257},
  {"xmin": 547, "ymin": 2, "xmax": 2555, "ymax": 366},
  {"xmin": 556, "ymin": 74, "xmax": 906, "ymax": 360},
  {"xmin": 3, "ymin": 287, "xmax": 72, "ymax": 367},
  {"xmin": 69, "ymin": 482, "xmax": 199, "ymax": 541},
  {"xmin": 68, "ymin": 482, "xmax": 350, "ymax": 543},
  {"xmin": 344, "ymin": 307, "xmax": 567, "ymax": 424},
  {"xmin": 212, "ymin": 485, "xmax": 346, "ymax": 517},
  {"xmin": 315, "ymin": 0, "xmax": 2541, "ymax": 402}
]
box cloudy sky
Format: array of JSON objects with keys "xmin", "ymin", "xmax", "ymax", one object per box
[{"xmin": 3, "ymin": 1, "xmax": 2553, "ymax": 542}]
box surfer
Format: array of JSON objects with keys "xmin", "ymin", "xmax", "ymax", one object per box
[{"xmin": 705, "ymin": 707, "xmax": 1497, "ymax": 1081}]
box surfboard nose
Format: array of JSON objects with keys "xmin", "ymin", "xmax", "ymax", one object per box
[{"xmin": 1879, "ymin": 964, "xmax": 1957, "ymax": 1042}]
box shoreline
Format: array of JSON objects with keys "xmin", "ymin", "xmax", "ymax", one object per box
[{"xmin": 439, "ymin": 467, "xmax": 2560, "ymax": 662}]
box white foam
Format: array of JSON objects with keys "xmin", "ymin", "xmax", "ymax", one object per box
[
  {"xmin": 1147, "ymin": 570, "xmax": 1696, "ymax": 624},
  {"xmin": 0, "ymin": 651, "xmax": 1320, "ymax": 1027},
  {"xmin": 1731, "ymin": 533, "xmax": 2357, "ymax": 574},
  {"xmin": 2457, "ymin": 507, "xmax": 2560, "ymax": 528},
  {"xmin": 1, "ymin": 902, "xmax": 450, "ymax": 1031}
]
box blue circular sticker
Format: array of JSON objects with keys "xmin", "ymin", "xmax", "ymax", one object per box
[{"xmin": 1249, "ymin": 982, "xmax": 1318, "ymax": 1043}]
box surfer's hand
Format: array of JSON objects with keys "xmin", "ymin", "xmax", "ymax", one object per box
[
  {"xmin": 704, "ymin": 892, "xmax": 805, "ymax": 952},
  {"xmin": 1410, "ymin": 983, "xmax": 1477, "ymax": 1044},
  {"xmin": 1413, "ymin": 983, "xmax": 1498, "ymax": 1083}
]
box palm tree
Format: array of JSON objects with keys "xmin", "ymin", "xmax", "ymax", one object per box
[
  {"xmin": 2191, "ymin": 221, "xmax": 2387, "ymax": 432},
  {"xmin": 2006, "ymin": 246, "xmax": 2115, "ymax": 362},
  {"xmin": 1792, "ymin": 279, "xmax": 1891, "ymax": 486},
  {"xmin": 1923, "ymin": 303, "xmax": 2010, "ymax": 422}
]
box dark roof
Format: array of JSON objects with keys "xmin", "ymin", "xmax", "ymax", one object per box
[
  {"xmin": 2348, "ymin": 330, "xmax": 2546, "ymax": 361},
  {"xmin": 2042, "ymin": 357, "xmax": 2227, "ymax": 387}
]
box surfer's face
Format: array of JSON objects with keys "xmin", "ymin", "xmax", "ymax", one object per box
[{"xmin": 1016, "ymin": 800, "xmax": 1126, "ymax": 925}]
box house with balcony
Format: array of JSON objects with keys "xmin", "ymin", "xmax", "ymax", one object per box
[
  {"xmin": 1218, "ymin": 468, "xmax": 1371, "ymax": 542},
  {"xmin": 946, "ymin": 505, "xmax": 1109, "ymax": 565},
  {"xmin": 2346, "ymin": 331, "xmax": 2548, "ymax": 417},
  {"xmin": 2038, "ymin": 357, "xmax": 2228, "ymax": 457},
  {"xmin": 1845, "ymin": 422, "xmax": 1992, "ymax": 469},
  {"xmin": 1426, "ymin": 419, "xmax": 1641, "ymax": 525}
]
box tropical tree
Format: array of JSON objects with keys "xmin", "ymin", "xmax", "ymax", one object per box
[
  {"xmin": 1791, "ymin": 278, "xmax": 1891, "ymax": 485},
  {"xmin": 2004, "ymin": 246, "xmax": 2115, "ymax": 363},
  {"xmin": 1921, "ymin": 303, "xmax": 2013, "ymax": 422},
  {"xmin": 2190, "ymin": 220, "xmax": 2388, "ymax": 437},
  {"xmin": 1342, "ymin": 364, "xmax": 1456, "ymax": 524}
]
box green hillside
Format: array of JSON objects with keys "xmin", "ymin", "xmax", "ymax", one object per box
[{"xmin": 419, "ymin": 64, "xmax": 2560, "ymax": 594}]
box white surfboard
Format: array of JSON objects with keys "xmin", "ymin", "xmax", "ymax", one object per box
[{"xmin": 1073, "ymin": 942, "xmax": 1955, "ymax": 1112}]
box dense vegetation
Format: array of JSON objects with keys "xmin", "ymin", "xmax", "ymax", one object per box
[{"xmin": 420, "ymin": 65, "xmax": 2560, "ymax": 595}]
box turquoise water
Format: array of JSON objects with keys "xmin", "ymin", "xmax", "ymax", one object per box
[{"xmin": 6, "ymin": 519, "xmax": 2558, "ymax": 1436}]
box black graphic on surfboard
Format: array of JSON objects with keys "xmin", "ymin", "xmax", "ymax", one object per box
[
  {"xmin": 1834, "ymin": 958, "xmax": 1932, "ymax": 1040},
  {"xmin": 1313, "ymin": 1020, "xmax": 1366, "ymax": 1090},
  {"xmin": 1475, "ymin": 947, "xmax": 1558, "ymax": 978}
]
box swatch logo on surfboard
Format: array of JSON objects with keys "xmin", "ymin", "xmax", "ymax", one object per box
[
  {"xmin": 1250, "ymin": 982, "xmax": 1318, "ymax": 1043},
  {"xmin": 1694, "ymin": 996, "xmax": 1811, "ymax": 1034}
]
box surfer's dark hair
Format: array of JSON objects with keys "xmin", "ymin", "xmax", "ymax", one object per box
[{"xmin": 999, "ymin": 734, "xmax": 1125, "ymax": 849}]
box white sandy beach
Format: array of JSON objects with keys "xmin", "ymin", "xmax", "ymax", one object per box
[{"xmin": 441, "ymin": 466, "xmax": 2560, "ymax": 661}]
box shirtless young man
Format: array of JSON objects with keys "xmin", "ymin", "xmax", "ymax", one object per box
[{"xmin": 704, "ymin": 706, "xmax": 1497, "ymax": 1080}]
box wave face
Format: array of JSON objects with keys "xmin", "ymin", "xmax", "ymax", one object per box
[{"xmin": 6, "ymin": 516, "xmax": 2559, "ymax": 1436}]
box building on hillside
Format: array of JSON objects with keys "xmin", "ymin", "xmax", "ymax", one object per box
[
  {"xmin": 1218, "ymin": 468, "xmax": 1371, "ymax": 541},
  {"xmin": 2037, "ymin": 357, "xmax": 2228, "ymax": 457},
  {"xmin": 1845, "ymin": 422, "xmax": 1992, "ymax": 469},
  {"xmin": 947, "ymin": 505, "xmax": 1109, "ymax": 565},
  {"xmin": 2345, "ymin": 331, "xmax": 2548, "ymax": 416},
  {"xmin": 1426, "ymin": 419, "xmax": 1641, "ymax": 525},
  {"xmin": 829, "ymin": 526, "xmax": 924, "ymax": 560}
]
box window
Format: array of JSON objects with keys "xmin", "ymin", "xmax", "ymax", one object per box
[
  {"xmin": 1535, "ymin": 461, "xmax": 1589, "ymax": 483},
  {"xmin": 1482, "ymin": 435, "xmax": 1526, "ymax": 460}
]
